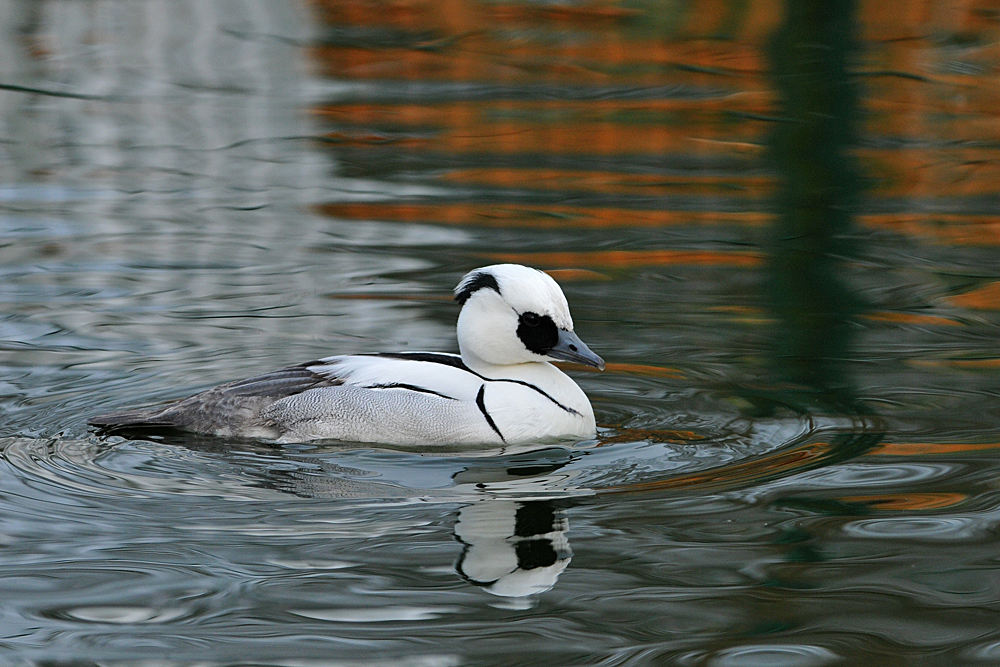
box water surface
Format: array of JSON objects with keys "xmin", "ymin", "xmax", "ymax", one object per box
[{"xmin": 3, "ymin": 1, "xmax": 1000, "ymax": 665}]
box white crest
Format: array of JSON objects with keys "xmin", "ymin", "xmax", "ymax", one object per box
[{"xmin": 455, "ymin": 264, "xmax": 575, "ymax": 368}]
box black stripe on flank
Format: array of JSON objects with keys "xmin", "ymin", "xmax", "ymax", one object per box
[
  {"xmin": 365, "ymin": 383, "xmax": 458, "ymax": 400},
  {"xmin": 495, "ymin": 379, "xmax": 581, "ymax": 416},
  {"xmin": 476, "ymin": 385, "xmax": 505, "ymax": 443}
]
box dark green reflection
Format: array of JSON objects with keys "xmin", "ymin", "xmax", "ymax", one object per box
[{"xmin": 766, "ymin": 0, "xmax": 862, "ymax": 406}]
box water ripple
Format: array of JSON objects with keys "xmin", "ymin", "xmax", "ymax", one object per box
[
  {"xmin": 289, "ymin": 606, "xmax": 460, "ymax": 623},
  {"xmin": 1, "ymin": 389, "xmax": 861, "ymax": 503},
  {"xmin": 704, "ymin": 644, "xmax": 842, "ymax": 667},
  {"xmin": 59, "ymin": 606, "xmax": 188, "ymax": 624},
  {"xmin": 843, "ymin": 516, "xmax": 984, "ymax": 541}
]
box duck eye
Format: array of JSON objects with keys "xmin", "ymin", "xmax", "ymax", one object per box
[{"xmin": 521, "ymin": 312, "xmax": 540, "ymax": 326}]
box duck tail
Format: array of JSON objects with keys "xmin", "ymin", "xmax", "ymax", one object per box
[{"xmin": 87, "ymin": 407, "xmax": 177, "ymax": 432}]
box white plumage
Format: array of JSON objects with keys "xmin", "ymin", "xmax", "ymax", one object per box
[{"xmin": 89, "ymin": 264, "xmax": 604, "ymax": 446}]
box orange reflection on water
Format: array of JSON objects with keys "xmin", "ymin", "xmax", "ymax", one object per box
[
  {"xmin": 488, "ymin": 2, "xmax": 642, "ymax": 24},
  {"xmin": 863, "ymin": 311, "xmax": 963, "ymax": 327},
  {"xmin": 837, "ymin": 492, "xmax": 968, "ymax": 511},
  {"xmin": 947, "ymin": 282, "xmax": 1000, "ymax": 310},
  {"xmin": 314, "ymin": 98, "xmax": 775, "ymax": 157},
  {"xmin": 553, "ymin": 362, "xmax": 684, "ymax": 379},
  {"xmin": 317, "ymin": 202, "xmax": 772, "ymax": 229},
  {"xmin": 321, "ymin": 129, "xmax": 430, "ymax": 148},
  {"xmin": 542, "ymin": 268, "xmax": 609, "ymax": 281},
  {"xmin": 598, "ymin": 440, "xmax": 834, "ymax": 494},
  {"xmin": 314, "ymin": 98, "xmax": 776, "ymax": 124},
  {"xmin": 420, "ymin": 121, "xmax": 762, "ymax": 155},
  {"xmin": 309, "ymin": 41, "xmax": 771, "ymax": 84},
  {"xmin": 600, "ymin": 427, "xmax": 703, "ymax": 445},
  {"xmin": 309, "ymin": 0, "xmax": 779, "ymax": 82},
  {"xmin": 600, "ymin": 362, "xmax": 685, "ymax": 379},
  {"xmin": 311, "ymin": 0, "xmax": 1000, "ymax": 247},
  {"xmin": 858, "ymin": 214, "xmax": 1000, "ymax": 246},
  {"xmin": 871, "ymin": 442, "xmax": 1000, "ymax": 456},
  {"xmin": 484, "ymin": 249, "xmax": 763, "ymax": 269},
  {"xmin": 439, "ymin": 167, "xmax": 773, "ymax": 196}
]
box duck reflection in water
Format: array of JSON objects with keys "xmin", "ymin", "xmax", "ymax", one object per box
[
  {"xmin": 281, "ymin": 446, "xmax": 579, "ymax": 598},
  {"xmin": 149, "ymin": 433, "xmax": 581, "ymax": 598},
  {"xmin": 282, "ymin": 454, "xmax": 577, "ymax": 598},
  {"xmin": 450, "ymin": 447, "xmax": 578, "ymax": 597},
  {"xmin": 454, "ymin": 499, "xmax": 571, "ymax": 598}
]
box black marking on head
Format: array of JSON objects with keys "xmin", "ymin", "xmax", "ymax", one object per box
[
  {"xmin": 476, "ymin": 384, "xmax": 505, "ymax": 442},
  {"xmin": 516, "ymin": 311, "xmax": 559, "ymax": 355},
  {"xmin": 455, "ymin": 271, "xmax": 500, "ymax": 305}
]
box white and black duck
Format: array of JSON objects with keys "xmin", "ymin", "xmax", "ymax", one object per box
[{"xmin": 89, "ymin": 264, "xmax": 604, "ymax": 446}]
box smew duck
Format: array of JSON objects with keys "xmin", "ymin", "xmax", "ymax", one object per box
[{"xmin": 89, "ymin": 264, "xmax": 604, "ymax": 445}]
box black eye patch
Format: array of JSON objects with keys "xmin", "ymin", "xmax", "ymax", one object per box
[{"xmin": 517, "ymin": 311, "xmax": 558, "ymax": 355}]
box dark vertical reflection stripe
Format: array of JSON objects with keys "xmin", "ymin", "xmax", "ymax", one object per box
[{"xmin": 766, "ymin": 0, "xmax": 862, "ymax": 407}]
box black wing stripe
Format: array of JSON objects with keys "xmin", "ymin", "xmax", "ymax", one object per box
[
  {"xmin": 364, "ymin": 383, "xmax": 458, "ymax": 400},
  {"xmin": 476, "ymin": 385, "xmax": 505, "ymax": 442},
  {"xmin": 372, "ymin": 352, "xmax": 580, "ymax": 416},
  {"xmin": 373, "ymin": 352, "xmax": 471, "ymax": 371}
]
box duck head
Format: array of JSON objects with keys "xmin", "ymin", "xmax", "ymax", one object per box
[{"xmin": 454, "ymin": 264, "xmax": 605, "ymax": 370}]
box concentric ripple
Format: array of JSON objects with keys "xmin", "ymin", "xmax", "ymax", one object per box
[{"xmin": 1, "ymin": 382, "xmax": 876, "ymax": 506}]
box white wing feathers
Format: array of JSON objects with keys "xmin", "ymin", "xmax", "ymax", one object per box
[{"xmin": 308, "ymin": 354, "xmax": 484, "ymax": 402}]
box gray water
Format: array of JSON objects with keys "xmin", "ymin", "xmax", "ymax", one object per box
[{"xmin": 3, "ymin": 1, "xmax": 1000, "ymax": 665}]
